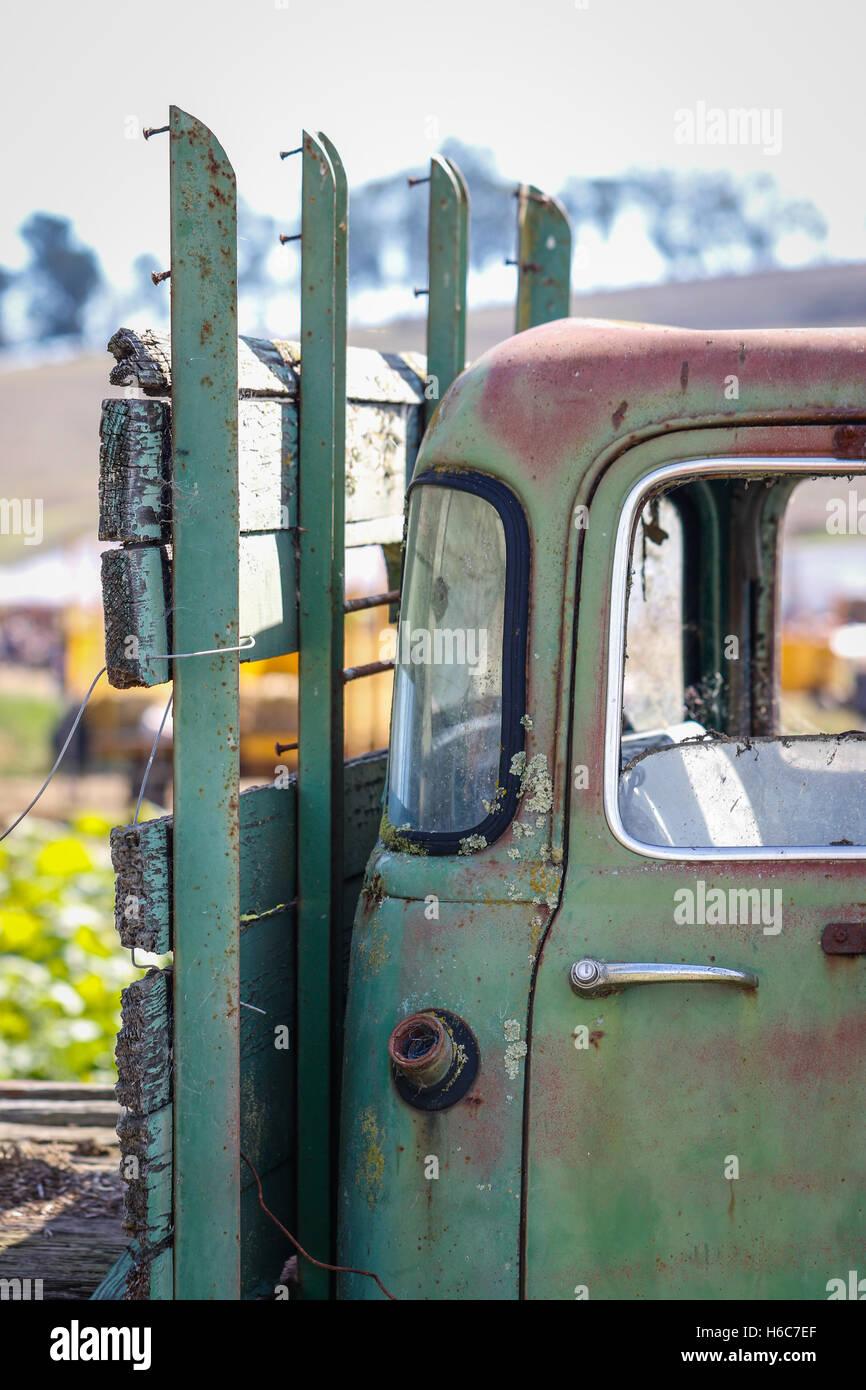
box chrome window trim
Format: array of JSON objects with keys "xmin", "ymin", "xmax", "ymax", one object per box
[{"xmin": 604, "ymin": 456, "xmax": 866, "ymax": 861}]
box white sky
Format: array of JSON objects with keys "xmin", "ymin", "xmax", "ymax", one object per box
[{"xmin": 1, "ymin": 0, "xmax": 865, "ymax": 292}]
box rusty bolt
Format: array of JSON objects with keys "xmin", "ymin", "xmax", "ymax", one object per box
[{"xmin": 834, "ymin": 926, "xmax": 849, "ymax": 943}]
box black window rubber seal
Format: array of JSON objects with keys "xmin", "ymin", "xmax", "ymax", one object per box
[{"xmin": 387, "ymin": 468, "xmax": 530, "ymax": 856}]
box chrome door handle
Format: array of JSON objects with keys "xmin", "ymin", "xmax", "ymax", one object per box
[{"xmin": 569, "ymin": 957, "xmax": 758, "ymax": 998}]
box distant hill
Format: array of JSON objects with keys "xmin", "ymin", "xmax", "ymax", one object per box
[
  {"xmin": 2, "ymin": 260, "xmax": 866, "ymax": 560},
  {"xmin": 349, "ymin": 260, "xmax": 866, "ymax": 358}
]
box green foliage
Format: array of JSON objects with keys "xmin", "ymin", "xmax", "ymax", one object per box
[
  {"xmin": 0, "ymin": 815, "xmax": 133, "ymax": 1080},
  {"xmin": 0, "ymin": 690, "xmax": 64, "ymax": 777}
]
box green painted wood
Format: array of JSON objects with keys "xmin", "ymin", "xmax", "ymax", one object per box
[
  {"xmin": 99, "ymin": 398, "xmax": 171, "ymax": 544},
  {"xmin": 149, "ymin": 1248, "xmax": 173, "ymax": 1300},
  {"xmin": 101, "ymin": 547, "xmax": 171, "ymax": 687},
  {"xmin": 169, "ymin": 104, "xmax": 241, "ymax": 1301},
  {"xmin": 118, "ymin": 1103, "xmax": 172, "ymax": 1246},
  {"xmin": 99, "ymin": 390, "xmax": 416, "ymax": 549},
  {"xmin": 111, "ymin": 818, "xmax": 172, "ymax": 953},
  {"xmin": 425, "ymin": 155, "xmax": 468, "ymax": 426},
  {"xmin": 116, "ymin": 968, "xmax": 172, "ymax": 1116},
  {"xmin": 515, "ymin": 183, "xmax": 572, "ymax": 332},
  {"xmin": 102, "ymin": 533, "xmax": 296, "ymax": 687},
  {"xmin": 90, "ymin": 1244, "xmax": 138, "ymax": 1300},
  {"xmin": 112, "ymin": 757, "xmax": 383, "ymax": 953},
  {"xmin": 296, "ymin": 131, "xmax": 342, "ymax": 1299}
]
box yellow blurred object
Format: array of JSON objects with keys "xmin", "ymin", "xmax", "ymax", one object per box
[
  {"xmin": 60, "ymin": 573, "xmax": 394, "ymax": 784},
  {"xmin": 779, "ymin": 632, "xmax": 837, "ymax": 693}
]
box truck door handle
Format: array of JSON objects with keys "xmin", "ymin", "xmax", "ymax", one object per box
[{"xmin": 569, "ymin": 957, "xmax": 758, "ymax": 998}]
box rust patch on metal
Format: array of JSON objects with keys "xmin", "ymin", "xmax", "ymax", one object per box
[
  {"xmin": 832, "ymin": 424, "xmax": 866, "ymax": 459},
  {"xmin": 611, "ymin": 400, "xmax": 628, "ymax": 429},
  {"xmin": 680, "ymin": 360, "xmax": 689, "ymax": 391},
  {"xmin": 822, "ymin": 921, "xmax": 866, "ymax": 954}
]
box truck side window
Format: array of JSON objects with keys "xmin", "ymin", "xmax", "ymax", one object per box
[
  {"xmin": 387, "ymin": 477, "xmax": 515, "ymax": 844},
  {"xmin": 623, "ymin": 497, "xmax": 686, "ymax": 735},
  {"xmin": 614, "ymin": 467, "xmax": 866, "ymax": 853}
]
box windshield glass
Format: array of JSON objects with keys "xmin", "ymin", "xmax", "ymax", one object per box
[{"xmin": 388, "ymin": 482, "xmax": 506, "ymax": 834}]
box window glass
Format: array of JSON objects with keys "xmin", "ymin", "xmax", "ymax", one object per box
[
  {"xmin": 388, "ymin": 484, "xmax": 506, "ymax": 834},
  {"xmin": 779, "ymin": 476, "xmax": 866, "ymax": 736},
  {"xmin": 623, "ymin": 496, "xmax": 686, "ymax": 733},
  {"xmin": 615, "ymin": 468, "xmax": 866, "ymax": 852}
]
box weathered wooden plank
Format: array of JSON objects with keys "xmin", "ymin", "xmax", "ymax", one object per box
[
  {"xmin": 112, "ymin": 757, "xmax": 383, "ymax": 953},
  {"xmin": 0, "ymin": 1214, "xmax": 128, "ymax": 1301},
  {"xmin": 101, "ymin": 531, "xmax": 296, "ymax": 687},
  {"xmin": 118, "ymin": 1103, "xmax": 171, "ymax": 1247},
  {"xmin": 91, "ymin": 1244, "xmax": 138, "ymax": 1300},
  {"xmin": 239, "ymin": 905, "xmax": 295, "ymax": 1184},
  {"xmin": 99, "ymin": 398, "xmax": 171, "ymax": 543},
  {"xmin": 93, "ymin": 1242, "xmax": 172, "ymax": 1301},
  {"xmin": 108, "ymin": 326, "xmax": 297, "ymax": 398},
  {"xmin": 342, "ymin": 750, "xmax": 388, "ymax": 878},
  {"xmin": 102, "ymin": 546, "xmax": 171, "ymax": 688},
  {"xmin": 108, "ymin": 327, "xmax": 426, "ymax": 405},
  {"xmin": 238, "ymin": 531, "xmax": 297, "ymax": 661},
  {"xmin": 108, "ymin": 325, "xmax": 425, "ymax": 405},
  {"xmin": 111, "ymin": 818, "xmax": 171, "ymax": 953},
  {"xmin": 112, "ymin": 783, "xmax": 295, "ymax": 955},
  {"xmin": 115, "ymin": 968, "xmax": 172, "ymax": 1116},
  {"xmin": 111, "ymin": 913, "xmax": 294, "ymax": 1266},
  {"xmin": 97, "ymin": 395, "xmax": 412, "ymax": 548},
  {"xmin": 0, "ymin": 1099, "xmax": 121, "ymax": 1127},
  {"xmin": 106, "ymin": 755, "xmax": 385, "ymax": 1300},
  {"xmin": 0, "ymin": 1080, "xmax": 116, "ymax": 1101}
]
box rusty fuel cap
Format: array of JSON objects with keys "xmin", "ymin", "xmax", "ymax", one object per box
[{"xmin": 387, "ymin": 1008, "xmax": 479, "ymax": 1111}]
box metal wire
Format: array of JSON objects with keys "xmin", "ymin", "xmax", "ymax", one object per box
[
  {"xmin": 0, "ymin": 666, "xmax": 107, "ymax": 842},
  {"xmin": 0, "ymin": 635, "xmax": 253, "ymax": 845},
  {"xmin": 240, "ymin": 1151, "xmax": 398, "ymax": 1300},
  {"xmin": 133, "ymin": 692, "xmax": 173, "ymax": 826}
]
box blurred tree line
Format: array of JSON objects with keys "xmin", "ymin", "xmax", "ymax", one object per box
[{"xmin": 0, "ymin": 142, "xmax": 828, "ymax": 348}]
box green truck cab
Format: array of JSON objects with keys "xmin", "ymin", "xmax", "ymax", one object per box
[{"xmin": 340, "ymin": 318, "xmax": 866, "ymax": 1300}]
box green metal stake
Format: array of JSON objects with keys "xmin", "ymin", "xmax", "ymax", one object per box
[
  {"xmin": 296, "ymin": 131, "xmax": 342, "ymax": 1300},
  {"xmin": 169, "ymin": 107, "xmax": 241, "ymax": 1300},
  {"xmin": 514, "ymin": 183, "xmax": 572, "ymax": 332},
  {"xmin": 317, "ymin": 128, "xmax": 348, "ymax": 1232},
  {"xmin": 425, "ymin": 155, "xmax": 469, "ymax": 428}
]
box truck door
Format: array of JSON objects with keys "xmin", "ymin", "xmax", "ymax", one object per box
[{"xmin": 525, "ymin": 438, "xmax": 866, "ymax": 1300}]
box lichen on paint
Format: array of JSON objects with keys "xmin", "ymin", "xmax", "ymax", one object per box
[
  {"xmin": 459, "ymin": 833, "xmax": 488, "ymax": 855},
  {"xmin": 512, "ymin": 820, "xmax": 536, "ymax": 840},
  {"xmin": 357, "ymin": 914, "xmax": 390, "ymax": 978},
  {"xmin": 517, "ymin": 752, "xmax": 553, "ymax": 817},
  {"xmin": 509, "ymin": 750, "xmax": 526, "ymax": 778},
  {"xmin": 356, "ymin": 1107, "xmax": 385, "ymax": 1209},
  {"xmin": 505, "ymin": 1040, "xmax": 528, "ymax": 1080},
  {"xmin": 503, "ymin": 1019, "xmax": 527, "ymax": 1079}
]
